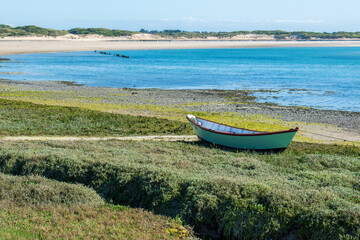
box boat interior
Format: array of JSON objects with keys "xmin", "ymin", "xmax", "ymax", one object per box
[{"xmin": 195, "ymin": 118, "xmax": 260, "ymax": 134}]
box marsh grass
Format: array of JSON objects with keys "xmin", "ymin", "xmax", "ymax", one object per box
[
  {"xmin": 0, "ymin": 98, "xmax": 191, "ymax": 136},
  {"xmin": 0, "ymin": 173, "xmax": 103, "ymax": 206},
  {"xmin": 1, "ymin": 88, "xmax": 359, "ymax": 238},
  {"xmin": 0, "ymin": 205, "xmax": 192, "ymax": 240},
  {"xmin": 0, "ymin": 96, "xmax": 294, "ymax": 134},
  {"xmin": 0, "ymin": 173, "xmax": 194, "ymax": 239},
  {"xmin": 0, "ymin": 140, "xmax": 359, "ymax": 239},
  {"xmin": 0, "ymin": 89, "xmax": 345, "ymax": 144}
]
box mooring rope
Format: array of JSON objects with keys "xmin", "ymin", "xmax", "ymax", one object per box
[{"xmin": 300, "ymin": 130, "xmax": 355, "ymax": 142}]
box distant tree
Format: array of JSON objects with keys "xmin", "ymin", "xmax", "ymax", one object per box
[
  {"xmin": 163, "ymin": 29, "xmax": 182, "ymax": 34},
  {"xmin": 1, "ymin": 24, "xmax": 360, "ymax": 39}
]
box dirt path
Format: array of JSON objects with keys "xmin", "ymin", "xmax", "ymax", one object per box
[
  {"xmin": 1, "ymin": 133, "xmax": 359, "ymax": 147},
  {"xmin": 0, "ymin": 135, "xmax": 199, "ymax": 142},
  {"xmin": 1, "ymin": 132, "xmax": 359, "ymax": 145}
]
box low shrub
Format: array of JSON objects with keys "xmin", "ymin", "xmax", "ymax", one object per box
[
  {"xmin": 0, "ymin": 140, "xmax": 359, "ymax": 239},
  {"xmin": 0, "ymin": 202, "xmax": 193, "ymax": 239},
  {"xmin": 0, "ymin": 173, "xmax": 104, "ymax": 206}
]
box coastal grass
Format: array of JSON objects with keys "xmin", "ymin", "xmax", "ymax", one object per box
[
  {"xmin": 0, "ymin": 173, "xmax": 103, "ymax": 206},
  {"xmin": 0, "ymin": 25, "xmax": 68, "ymax": 37},
  {"xmin": 1, "ymin": 88, "xmax": 358, "ymax": 145},
  {"xmin": 0, "ymin": 205, "xmax": 192, "ymax": 240},
  {"xmin": 0, "ymin": 140, "xmax": 360, "ymax": 239},
  {"xmin": 0, "ymin": 92, "xmax": 293, "ymax": 132},
  {"xmin": 0, "ymin": 173, "xmax": 194, "ymax": 239},
  {"xmin": 0, "ymin": 98, "xmax": 191, "ymax": 136}
]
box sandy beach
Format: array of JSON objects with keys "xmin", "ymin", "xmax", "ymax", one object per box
[{"xmin": 1, "ymin": 38, "xmax": 360, "ymax": 56}]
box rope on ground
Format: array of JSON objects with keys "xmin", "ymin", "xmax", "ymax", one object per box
[{"xmin": 301, "ymin": 130, "xmax": 354, "ymax": 142}]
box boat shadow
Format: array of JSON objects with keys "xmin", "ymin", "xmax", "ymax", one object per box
[{"xmin": 183, "ymin": 139, "xmax": 287, "ymax": 154}]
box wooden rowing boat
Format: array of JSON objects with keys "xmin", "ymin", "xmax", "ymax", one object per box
[{"xmin": 186, "ymin": 114, "xmax": 298, "ymax": 151}]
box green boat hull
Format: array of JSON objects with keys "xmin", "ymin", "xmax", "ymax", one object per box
[{"xmin": 188, "ymin": 117, "xmax": 297, "ymax": 150}]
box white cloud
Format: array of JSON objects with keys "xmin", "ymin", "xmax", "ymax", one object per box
[
  {"xmin": 3, "ymin": 23, "xmax": 16, "ymax": 27},
  {"xmin": 273, "ymin": 19, "xmax": 325, "ymax": 24},
  {"xmin": 182, "ymin": 17, "xmax": 205, "ymax": 23},
  {"xmin": 161, "ymin": 17, "xmax": 322, "ymax": 25},
  {"xmin": 214, "ymin": 19, "xmax": 242, "ymax": 23},
  {"xmin": 211, "ymin": 19, "xmax": 325, "ymax": 24}
]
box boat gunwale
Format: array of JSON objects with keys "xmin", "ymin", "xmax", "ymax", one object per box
[{"xmin": 186, "ymin": 115, "xmax": 299, "ymax": 137}]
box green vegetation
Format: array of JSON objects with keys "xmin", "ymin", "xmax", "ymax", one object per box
[
  {"xmin": 0, "ymin": 173, "xmax": 103, "ymax": 206},
  {"xmin": 0, "ymin": 90, "xmax": 349, "ymax": 144},
  {"xmin": 1, "ymin": 89, "xmax": 359, "ymax": 238},
  {"xmin": 0, "ymin": 205, "xmax": 192, "ymax": 239},
  {"xmin": 0, "ymin": 24, "xmax": 67, "ymax": 37},
  {"xmin": 140, "ymin": 28, "xmax": 360, "ymax": 39},
  {"xmin": 0, "ymin": 140, "xmax": 359, "ymax": 239},
  {"xmin": 0, "ymin": 25, "xmax": 135, "ymax": 37},
  {"xmin": 0, "ymin": 98, "xmax": 191, "ymax": 136},
  {"xmin": 0, "ymin": 173, "xmax": 193, "ymax": 239},
  {"xmin": 1, "ymin": 24, "xmax": 360, "ymax": 39},
  {"xmin": 0, "ymin": 96, "xmax": 296, "ymax": 139},
  {"xmin": 68, "ymin": 28, "xmax": 136, "ymax": 36}
]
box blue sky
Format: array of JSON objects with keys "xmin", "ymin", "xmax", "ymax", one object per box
[{"xmin": 1, "ymin": 0, "xmax": 359, "ymax": 32}]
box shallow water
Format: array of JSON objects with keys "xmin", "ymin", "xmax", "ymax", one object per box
[{"xmin": 1, "ymin": 47, "xmax": 360, "ymax": 112}]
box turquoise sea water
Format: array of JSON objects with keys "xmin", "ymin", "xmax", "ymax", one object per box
[{"xmin": 1, "ymin": 47, "xmax": 360, "ymax": 112}]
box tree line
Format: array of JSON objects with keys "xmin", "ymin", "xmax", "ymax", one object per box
[{"xmin": 1, "ymin": 24, "xmax": 360, "ymax": 39}]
